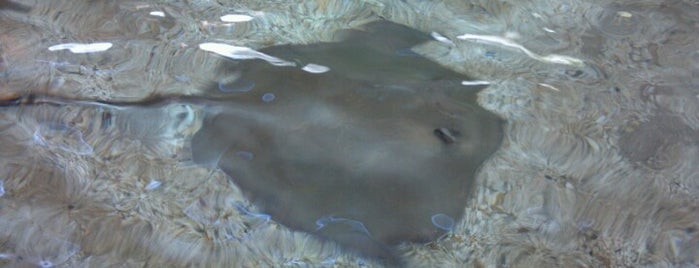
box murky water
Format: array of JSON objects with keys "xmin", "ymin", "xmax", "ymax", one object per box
[{"xmin": 1, "ymin": 0, "xmax": 699, "ymax": 267}]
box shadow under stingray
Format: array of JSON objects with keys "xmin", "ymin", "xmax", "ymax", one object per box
[{"xmin": 192, "ymin": 20, "xmax": 504, "ymax": 264}]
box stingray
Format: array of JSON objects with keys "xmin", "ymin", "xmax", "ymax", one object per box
[
  {"xmin": 191, "ymin": 21, "xmax": 504, "ymax": 263},
  {"xmin": 1, "ymin": 20, "xmax": 504, "ymax": 265}
]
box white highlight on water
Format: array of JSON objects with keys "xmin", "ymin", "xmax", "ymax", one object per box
[
  {"xmin": 301, "ymin": 63, "xmax": 330, "ymax": 73},
  {"xmin": 48, "ymin": 42, "xmax": 113, "ymax": 54},
  {"xmin": 199, "ymin": 43, "xmax": 295, "ymax": 67},
  {"xmin": 145, "ymin": 180, "xmax": 162, "ymax": 191},
  {"xmin": 461, "ymin": 80, "xmax": 492, "ymax": 86},
  {"xmin": 220, "ymin": 14, "xmax": 254, "ymax": 22},
  {"xmin": 456, "ymin": 33, "xmax": 584, "ymax": 66},
  {"xmin": 149, "ymin": 11, "xmax": 165, "ymax": 17},
  {"xmin": 431, "ymin": 32, "xmax": 455, "ymax": 46},
  {"xmin": 538, "ymin": 83, "xmax": 560, "ymax": 91}
]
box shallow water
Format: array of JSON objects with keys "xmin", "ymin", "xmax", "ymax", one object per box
[{"xmin": 1, "ymin": 0, "xmax": 699, "ymax": 267}]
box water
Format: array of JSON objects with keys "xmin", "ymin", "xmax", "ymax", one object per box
[{"xmin": 1, "ymin": 0, "xmax": 699, "ymax": 267}]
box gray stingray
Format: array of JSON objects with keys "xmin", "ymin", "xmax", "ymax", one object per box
[
  {"xmin": 191, "ymin": 21, "xmax": 504, "ymax": 263},
  {"xmin": 0, "ymin": 20, "xmax": 504, "ymax": 265}
]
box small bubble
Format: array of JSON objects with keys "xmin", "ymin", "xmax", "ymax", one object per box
[
  {"xmin": 38, "ymin": 260, "xmax": 53, "ymax": 268},
  {"xmin": 261, "ymin": 93, "xmax": 276, "ymax": 103},
  {"xmin": 0, "ymin": 180, "xmax": 4, "ymax": 197},
  {"xmin": 431, "ymin": 213, "xmax": 455, "ymax": 231}
]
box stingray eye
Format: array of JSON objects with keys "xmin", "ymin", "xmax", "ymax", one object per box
[{"xmin": 433, "ymin": 127, "xmax": 459, "ymax": 144}]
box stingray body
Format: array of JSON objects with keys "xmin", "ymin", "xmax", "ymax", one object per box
[
  {"xmin": 192, "ymin": 21, "xmax": 504, "ymax": 263},
  {"xmin": 0, "ymin": 20, "xmax": 504, "ymax": 265}
]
